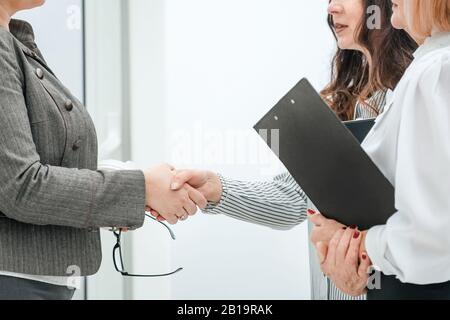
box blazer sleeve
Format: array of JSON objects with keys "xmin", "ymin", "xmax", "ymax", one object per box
[{"xmin": 0, "ymin": 32, "xmax": 145, "ymax": 230}]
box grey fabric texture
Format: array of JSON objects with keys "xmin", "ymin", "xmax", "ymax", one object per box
[
  {"xmin": 0, "ymin": 275, "xmax": 75, "ymax": 300},
  {"xmin": 0, "ymin": 19, "xmax": 146, "ymax": 277}
]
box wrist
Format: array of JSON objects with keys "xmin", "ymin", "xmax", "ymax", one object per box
[
  {"xmin": 208, "ymin": 172, "xmax": 223, "ymax": 204},
  {"xmin": 143, "ymin": 169, "xmax": 153, "ymax": 205}
]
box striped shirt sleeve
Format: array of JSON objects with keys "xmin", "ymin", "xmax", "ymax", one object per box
[{"xmin": 202, "ymin": 172, "xmax": 308, "ymax": 230}]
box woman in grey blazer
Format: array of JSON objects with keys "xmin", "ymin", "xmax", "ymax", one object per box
[{"xmin": 0, "ymin": 0, "xmax": 206, "ymax": 300}]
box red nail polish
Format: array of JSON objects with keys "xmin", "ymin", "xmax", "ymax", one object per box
[
  {"xmin": 307, "ymin": 209, "xmax": 316, "ymax": 215},
  {"xmin": 342, "ymin": 227, "xmax": 347, "ymax": 230},
  {"xmin": 353, "ymin": 231, "xmax": 360, "ymax": 239},
  {"xmin": 350, "ymin": 225, "xmax": 357, "ymax": 229},
  {"xmin": 362, "ymin": 254, "xmax": 367, "ymax": 260}
]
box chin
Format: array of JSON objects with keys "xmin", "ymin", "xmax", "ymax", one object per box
[
  {"xmin": 391, "ymin": 15, "xmax": 405, "ymax": 30},
  {"xmin": 337, "ymin": 40, "xmax": 351, "ymax": 50}
]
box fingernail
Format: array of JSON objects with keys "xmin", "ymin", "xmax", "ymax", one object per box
[
  {"xmin": 362, "ymin": 253, "xmax": 367, "ymax": 260},
  {"xmin": 307, "ymin": 209, "xmax": 316, "ymax": 215},
  {"xmin": 349, "ymin": 225, "xmax": 357, "ymax": 229},
  {"xmin": 353, "ymin": 231, "xmax": 361, "ymax": 239},
  {"xmin": 342, "ymin": 227, "xmax": 347, "ymax": 230},
  {"xmin": 171, "ymin": 182, "xmax": 180, "ymax": 190}
]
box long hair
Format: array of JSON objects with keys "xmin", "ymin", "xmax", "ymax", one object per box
[
  {"xmin": 406, "ymin": 0, "xmax": 450, "ymax": 38},
  {"xmin": 321, "ymin": 0, "xmax": 418, "ymax": 121}
]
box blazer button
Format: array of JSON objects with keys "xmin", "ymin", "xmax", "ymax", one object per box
[
  {"xmin": 65, "ymin": 99, "xmax": 74, "ymax": 111},
  {"xmin": 72, "ymin": 139, "xmax": 82, "ymax": 151},
  {"xmin": 36, "ymin": 68, "xmax": 44, "ymax": 79}
]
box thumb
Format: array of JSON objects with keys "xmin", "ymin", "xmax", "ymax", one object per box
[
  {"xmin": 171, "ymin": 170, "xmax": 195, "ymax": 190},
  {"xmin": 316, "ymin": 241, "xmax": 328, "ymax": 264}
]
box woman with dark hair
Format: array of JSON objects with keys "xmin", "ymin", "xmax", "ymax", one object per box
[
  {"xmin": 162, "ymin": 0, "xmax": 418, "ymax": 300},
  {"xmin": 321, "ymin": 0, "xmax": 417, "ymax": 121}
]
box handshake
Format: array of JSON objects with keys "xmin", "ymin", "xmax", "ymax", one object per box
[{"xmin": 143, "ymin": 164, "xmax": 223, "ymax": 224}]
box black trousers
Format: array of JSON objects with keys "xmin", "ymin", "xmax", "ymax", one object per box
[
  {"xmin": 0, "ymin": 275, "xmax": 76, "ymax": 300},
  {"xmin": 367, "ymin": 274, "xmax": 450, "ymax": 300}
]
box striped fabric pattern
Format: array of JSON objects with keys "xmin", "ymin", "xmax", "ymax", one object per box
[{"xmin": 203, "ymin": 90, "xmax": 387, "ymax": 300}]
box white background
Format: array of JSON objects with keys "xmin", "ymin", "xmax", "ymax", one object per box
[{"xmin": 126, "ymin": 0, "xmax": 335, "ymax": 300}]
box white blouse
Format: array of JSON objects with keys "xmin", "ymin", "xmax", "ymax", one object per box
[{"xmin": 363, "ymin": 32, "xmax": 450, "ymax": 285}]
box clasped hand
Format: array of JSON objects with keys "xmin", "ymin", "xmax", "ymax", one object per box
[
  {"xmin": 308, "ymin": 210, "xmax": 372, "ymax": 297},
  {"xmin": 143, "ymin": 164, "xmax": 222, "ymax": 225}
]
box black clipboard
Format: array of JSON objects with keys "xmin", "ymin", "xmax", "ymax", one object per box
[{"xmin": 253, "ymin": 78, "xmax": 395, "ymax": 230}]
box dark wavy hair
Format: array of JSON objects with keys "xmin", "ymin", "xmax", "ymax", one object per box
[{"xmin": 321, "ymin": 0, "xmax": 418, "ymax": 121}]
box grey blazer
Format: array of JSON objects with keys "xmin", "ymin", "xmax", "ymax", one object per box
[{"xmin": 0, "ymin": 20, "xmax": 146, "ymax": 276}]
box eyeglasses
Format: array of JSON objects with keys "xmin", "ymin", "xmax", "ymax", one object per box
[{"xmin": 112, "ymin": 214, "xmax": 183, "ymax": 277}]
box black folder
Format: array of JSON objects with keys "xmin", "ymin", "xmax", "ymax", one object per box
[
  {"xmin": 253, "ymin": 78, "xmax": 395, "ymax": 230},
  {"xmin": 344, "ymin": 118, "xmax": 375, "ymax": 144}
]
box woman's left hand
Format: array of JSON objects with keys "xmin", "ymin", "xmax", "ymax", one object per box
[{"xmin": 316, "ymin": 228, "xmax": 372, "ymax": 297}]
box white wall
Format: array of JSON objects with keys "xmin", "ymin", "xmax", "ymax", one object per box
[{"xmin": 127, "ymin": 0, "xmax": 335, "ymax": 299}]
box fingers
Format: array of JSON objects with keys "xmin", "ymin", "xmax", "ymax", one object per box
[
  {"xmin": 147, "ymin": 207, "xmax": 159, "ymax": 218},
  {"xmin": 171, "ymin": 170, "xmax": 196, "ymax": 190},
  {"xmin": 307, "ymin": 209, "xmax": 327, "ymax": 226},
  {"xmin": 153, "ymin": 210, "xmax": 166, "ymax": 221},
  {"xmin": 146, "ymin": 206, "xmax": 167, "ymax": 222},
  {"xmin": 185, "ymin": 184, "xmax": 207, "ymax": 209},
  {"xmin": 316, "ymin": 241, "xmax": 328, "ymax": 264},
  {"xmin": 179, "ymin": 185, "xmax": 203, "ymax": 217},
  {"xmin": 336, "ymin": 227, "xmax": 354, "ymax": 265},
  {"xmin": 150, "ymin": 210, "xmax": 159, "ymax": 218},
  {"xmin": 182, "ymin": 198, "xmax": 198, "ymax": 216},
  {"xmin": 326, "ymin": 228, "xmax": 345, "ymax": 268},
  {"xmin": 346, "ymin": 228, "xmax": 363, "ymax": 266},
  {"xmin": 164, "ymin": 214, "xmax": 179, "ymax": 225}
]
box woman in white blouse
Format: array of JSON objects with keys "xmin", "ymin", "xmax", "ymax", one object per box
[{"xmin": 308, "ymin": 0, "xmax": 450, "ymax": 299}]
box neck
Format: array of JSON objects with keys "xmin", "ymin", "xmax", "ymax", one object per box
[
  {"xmin": 0, "ymin": 3, "xmax": 12, "ymax": 30},
  {"xmin": 405, "ymin": 27, "xmax": 426, "ymax": 46},
  {"xmin": 412, "ymin": 33, "xmax": 426, "ymax": 46}
]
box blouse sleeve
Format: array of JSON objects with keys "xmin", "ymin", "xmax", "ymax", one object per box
[{"xmin": 202, "ymin": 172, "xmax": 308, "ymax": 230}]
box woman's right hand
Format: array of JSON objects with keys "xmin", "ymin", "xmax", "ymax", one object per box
[
  {"xmin": 143, "ymin": 164, "xmax": 208, "ymax": 224},
  {"xmin": 170, "ymin": 169, "xmax": 223, "ymax": 204},
  {"xmin": 148, "ymin": 169, "xmax": 223, "ymax": 222}
]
